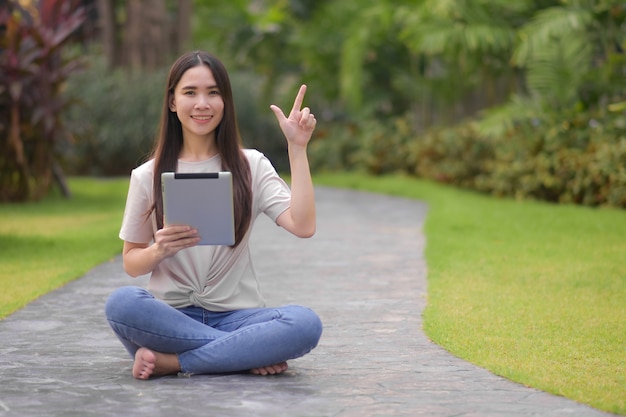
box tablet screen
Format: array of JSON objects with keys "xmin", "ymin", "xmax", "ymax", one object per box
[{"xmin": 161, "ymin": 172, "xmax": 235, "ymax": 245}]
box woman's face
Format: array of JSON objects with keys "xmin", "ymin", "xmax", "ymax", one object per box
[{"xmin": 170, "ymin": 65, "xmax": 224, "ymax": 143}]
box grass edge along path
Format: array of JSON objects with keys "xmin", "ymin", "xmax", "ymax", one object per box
[
  {"xmin": 313, "ymin": 172, "xmax": 625, "ymax": 416},
  {"xmin": 0, "ymin": 177, "xmax": 128, "ymax": 319},
  {"xmin": 0, "ymin": 174, "xmax": 624, "ymax": 414}
]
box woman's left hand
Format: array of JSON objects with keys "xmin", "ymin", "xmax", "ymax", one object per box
[{"xmin": 270, "ymin": 84, "xmax": 317, "ymax": 148}]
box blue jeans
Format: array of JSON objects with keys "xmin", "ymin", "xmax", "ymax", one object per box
[{"xmin": 104, "ymin": 286, "xmax": 323, "ymax": 375}]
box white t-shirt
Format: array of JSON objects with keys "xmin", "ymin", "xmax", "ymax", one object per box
[{"xmin": 119, "ymin": 149, "xmax": 291, "ymax": 311}]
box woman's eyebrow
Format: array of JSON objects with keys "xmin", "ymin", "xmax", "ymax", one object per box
[{"xmin": 180, "ymin": 84, "xmax": 218, "ymax": 90}]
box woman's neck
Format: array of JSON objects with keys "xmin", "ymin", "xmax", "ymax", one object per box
[{"xmin": 179, "ymin": 136, "xmax": 218, "ymax": 162}]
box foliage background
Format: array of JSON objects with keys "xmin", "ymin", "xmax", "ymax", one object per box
[
  {"xmin": 55, "ymin": 0, "xmax": 626, "ymax": 207},
  {"xmin": 0, "ymin": 2, "xmax": 86, "ymax": 201}
]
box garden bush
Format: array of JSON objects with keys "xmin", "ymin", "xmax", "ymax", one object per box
[
  {"xmin": 308, "ymin": 121, "xmax": 361, "ymax": 173},
  {"xmin": 309, "ymin": 109, "xmax": 626, "ymax": 209},
  {"xmin": 62, "ymin": 58, "xmax": 286, "ymax": 176},
  {"xmin": 478, "ymin": 110, "xmax": 626, "ymax": 207},
  {"xmin": 309, "ymin": 116, "xmax": 414, "ymax": 174},
  {"xmin": 62, "ymin": 54, "xmax": 625, "ymax": 209},
  {"xmin": 350, "ymin": 117, "xmax": 415, "ymax": 175},
  {"xmin": 407, "ymin": 123, "xmax": 494, "ymax": 188},
  {"xmin": 62, "ymin": 58, "xmax": 164, "ymax": 176},
  {"xmin": 228, "ymin": 72, "xmax": 287, "ymax": 174}
]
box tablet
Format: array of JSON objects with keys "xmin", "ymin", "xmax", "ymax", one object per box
[{"xmin": 161, "ymin": 172, "xmax": 235, "ymax": 245}]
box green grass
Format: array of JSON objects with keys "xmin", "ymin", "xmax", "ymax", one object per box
[
  {"xmin": 0, "ymin": 177, "xmax": 129, "ymax": 319},
  {"xmin": 1, "ymin": 174, "xmax": 624, "ymax": 414},
  {"xmin": 313, "ymin": 172, "xmax": 626, "ymax": 415}
]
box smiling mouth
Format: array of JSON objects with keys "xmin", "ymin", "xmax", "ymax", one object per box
[{"xmin": 191, "ymin": 115, "xmax": 212, "ymax": 121}]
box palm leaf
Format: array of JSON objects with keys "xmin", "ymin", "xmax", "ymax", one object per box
[
  {"xmin": 476, "ymin": 93, "xmax": 547, "ymax": 137},
  {"xmin": 399, "ymin": 0, "xmax": 518, "ymax": 56},
  {"xmin": 525, "ymin": 32, "xmax": 592, "ymax": 104},
  {"xmin": 339, "ymin": 3, "xmax": 395, "ymax": 112},
  {"xmin": 513, "ymin": 6, "xmax": 594, "ymax": 66}
]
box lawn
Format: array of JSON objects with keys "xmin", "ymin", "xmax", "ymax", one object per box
[
  {"xmin": 314, "ymin": 172, "xmax": 626, "ymax": 416},
  {"xmin": 0, "ymin": 177, "xmax": 128, "ymax": 318},
  {"xmin": 0, "ymin": 174, "xmax": 624, "ymax": 414}
]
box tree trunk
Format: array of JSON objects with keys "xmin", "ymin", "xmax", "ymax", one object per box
[
  {"xmin": 97, "ymin": 0, "xmax": 115, "ymax": 68},
  {"xmin": 8, "ymin": 102, "xmax": 30, "ymax": 200},
  {"xmin": 96, "ymin": 0, "xmax": 191, "ymax": 70},
  {"xmin": 53, "ymin": 160, "xmax": 72, "ymax": 198},
  {"xmin": 144, "ymin": 0, "xmax": 169, "ymax": 70},
  {"xmin": 122, "ymin": 0, "xmax": 171, "ymax": 71},
  {"xmin": 176, "ymin": 0, "xmax": 192, "ymax": 54},
  {"xmin": 124, "ymin": 0, "xmax": 143, "ymax": 71}
]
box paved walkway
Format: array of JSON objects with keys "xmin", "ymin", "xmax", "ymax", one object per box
[{"xmin": 0, "ymin": 187, "xmax": 617, "ymax": 417}]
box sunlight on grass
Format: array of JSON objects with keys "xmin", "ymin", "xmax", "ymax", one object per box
[
  {"xmin": 0, "ymin": 213, "xmax": 115, "ymax": 236},
  {"xmin": 313, "ymin": 172, "xmax": 626, "ymax": 415},
  {"xmin": 0, "ymin": 178, "xmax": 129, "ymax": 318},
  {"xmin": 1, "ymin": 172, "xmax": 624, "ymax": 414}
]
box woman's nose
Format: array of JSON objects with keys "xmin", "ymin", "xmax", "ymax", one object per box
[{"xmin": 195, "ymin": 94, "xmax": 211, "ymax": 108}]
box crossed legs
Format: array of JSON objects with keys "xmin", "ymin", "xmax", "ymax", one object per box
[{"xmin": 104, "ymin": 286, "xmax": 322, "ymax": 379}]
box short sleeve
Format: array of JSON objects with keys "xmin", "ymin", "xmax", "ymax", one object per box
[
  {"xmin": 248, "ymin": 150, "xmax": 291, "ymax": 223},
  {"xmin": 119, "ymin": 165, "xmax": 155, "ymax": 244}
]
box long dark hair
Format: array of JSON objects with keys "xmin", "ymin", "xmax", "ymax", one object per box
[{"xmin": 150, "ymin": 51, "xmax": 252, "ymax": 247}]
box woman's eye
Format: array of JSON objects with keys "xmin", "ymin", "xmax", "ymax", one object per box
[{"xmin": 209, "ymin": 90, "xmax": 220, "ymax": 95}]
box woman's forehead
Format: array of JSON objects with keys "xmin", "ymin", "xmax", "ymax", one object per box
[{"xmin": 177, "ymin": 65, "xmax": 216, "ymax": 89}]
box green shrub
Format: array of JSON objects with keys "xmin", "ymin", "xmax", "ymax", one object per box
[
  {"xmin": 308, "ymin": 121, "xmax": 361, "ymax": 172},
  {"xmin": 478, "ymin": 110, "xmax": 626, "ymax": 207},
  {"xmin": 65, "ymin": 54, "xmax": 625, "ymax": 210},
  {"xmin": 407, "ymin": 123, "xmax": 494, "ymax": 188},
  {"xmin": 228, "ymin": 72, "xmax": 286, "ymax": 173},
  {"xmin": 309, "ymin": 109, "xmax": 626, "ymax": 209},
  {"xmin": 350, "ymin": 117, "xmax": 414, "ymax": 175},
  {"xmin": 62, "ymin": 58, "xmax": 287, "ymax": 175},
  {"xmin": 309, "ymin": 117, "xmax": 414, "ymax": 174},
  {"xmin": 62, "ymin": 58, "xmax": 165, "ymax": 176}
]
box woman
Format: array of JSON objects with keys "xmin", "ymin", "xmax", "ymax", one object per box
[{"xmin": 104, "ymin": 51, "xmax": 322, "ymax": 379}]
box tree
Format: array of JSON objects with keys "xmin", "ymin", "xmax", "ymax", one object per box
[
  {"xmin": 0, "ymin": 0, "xmax": 86, "ymax": 202},
  {"xmin": 97, "ymin": 0, "xmax": 192, "ymax": 71},
  {"xmin": 192, "ymin": 0, "xmax": 523, "ymax": 128},
  {"xmin": 479, "ymin": 1, "xmax": 626, "ymax": 135},
  {"xmin": 393, "ymin": 0, "xmax": 540, "ymax": 129}
]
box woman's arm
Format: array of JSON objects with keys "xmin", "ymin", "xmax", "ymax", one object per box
[
  {"xmin": 122, "ymin": 225, "xmax": 200, "ymax": 277},
  {"xmin": 276, "ymin": 144, "xmax": 316, "ymax": 238},
  {"xmin": 271, "ymin": 85, "xmax": 317, "ymax": 238}
]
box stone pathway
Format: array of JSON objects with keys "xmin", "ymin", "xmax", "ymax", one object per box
[{"xmin": 0, "ymin": 187, "xmax": 617, "ymax": 416}]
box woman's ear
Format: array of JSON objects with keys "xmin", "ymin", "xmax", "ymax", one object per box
[{"xmin": 169, "ymin": 94, "xmax": 176, "ymax": 112}]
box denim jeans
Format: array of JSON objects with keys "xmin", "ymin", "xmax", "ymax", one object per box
[{"xmin": 104, "ymin": 286, "xmax": 323, "ymax": 375}]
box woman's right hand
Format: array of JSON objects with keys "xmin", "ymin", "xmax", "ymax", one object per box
[
  {"xmin": 122, "ymin": 225, "xmax": 200, "ymax": 277},
  {"xmin": 154, "ymin": 225, "xmax": 201, "ymax": 258}
]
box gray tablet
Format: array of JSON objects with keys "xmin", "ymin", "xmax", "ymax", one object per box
[{"xmin": 161, "ymin": 172, "xmax": 235, "ymax": 245}]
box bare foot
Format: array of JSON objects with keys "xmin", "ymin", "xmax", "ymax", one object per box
[
  {"xmin": 250, "ymin": 362, "xmax": 288, "ymax": 376},
  {"xmin": 133, "ymin": 348, "xmax": 156, "ymax": 379},
  {"xmin": 132, "ymin": 347, "xmax": 181, "ymax": 380}
]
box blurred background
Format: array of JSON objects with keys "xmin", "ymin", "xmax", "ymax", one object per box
[{"xmin": 1, "ymin": 0, "xmax": 625, "ymax": 208}]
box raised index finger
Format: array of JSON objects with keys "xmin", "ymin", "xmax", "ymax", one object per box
[{"xmin": 291, "ymin": 84, "xmax": 307, "ymax": 114}]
